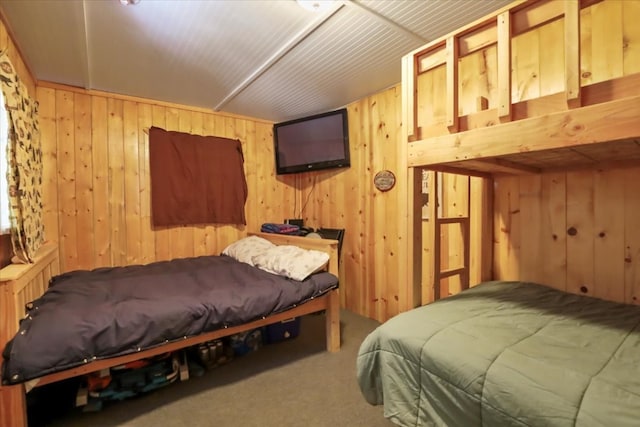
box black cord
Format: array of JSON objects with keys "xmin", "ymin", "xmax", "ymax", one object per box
[
  {"xmin": 299, "ymin": 175, "xmax": 316, "ymax": 218},
  {"xmin": 293, "ymin": 175, "xmax": 298, "ymax": 219}
]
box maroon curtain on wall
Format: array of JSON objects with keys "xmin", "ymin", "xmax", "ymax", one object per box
[{"xmin": 149, "ymin": 127, "xmax": 247, "ymax": 227}]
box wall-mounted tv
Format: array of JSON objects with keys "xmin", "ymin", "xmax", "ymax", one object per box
[{"xmin": 273, "ymin": 108, "xmax": 350, "ymax": 175}]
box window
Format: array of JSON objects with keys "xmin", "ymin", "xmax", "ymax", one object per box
[{"xmin": 0, "ymin": 89, "xmax": 10, "ymax": 234}]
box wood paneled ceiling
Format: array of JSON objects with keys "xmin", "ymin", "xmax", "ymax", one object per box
[{"xmin": 0, "ymin": 0, "xmax": 511, "ymax": 122}]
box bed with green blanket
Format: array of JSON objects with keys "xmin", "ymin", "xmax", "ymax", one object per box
[{"xmin": 356, "ymin": 281, "xmax": 640, "ymax": 426}]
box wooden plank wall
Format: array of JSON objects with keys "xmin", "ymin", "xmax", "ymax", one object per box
[
  {"xmin": 494, "ymin": 166, "xmax": 640, "ymax": 304},
  {"xmin": 36, "ymin": 83, "xmax": 298, "ymax": 273},
  {"xmin": 295, "ymin": 87, "xmax": 406, "ymax": 321}
]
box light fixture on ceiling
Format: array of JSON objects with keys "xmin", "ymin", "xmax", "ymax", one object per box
[
  {"xmin": 119, "ymin": 0, "xmax": 140, "ymax": 5},
  {"xmin": 296, "ymin": 0, "xmax": 336, "ymax": 13}
]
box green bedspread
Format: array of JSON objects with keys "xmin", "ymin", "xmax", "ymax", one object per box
[{"xmin": 356, "ymin": 281, "xmax": 640, "ymax": 426}]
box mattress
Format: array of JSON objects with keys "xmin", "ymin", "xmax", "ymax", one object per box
[
  {"xmin": 357, "ymin": 281, "xmax": 640, "ymax": 427},
  {"xmin": 2, "ymin": 255, "xmax": 338, "ymax": 384}
]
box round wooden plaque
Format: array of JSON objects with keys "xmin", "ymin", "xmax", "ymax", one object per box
[{"xmin": 374, "ymin": 170, "xmax": 396, "ymax": 192}]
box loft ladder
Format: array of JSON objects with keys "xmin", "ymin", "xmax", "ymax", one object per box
[{"xmin": 432, "ymin": 172, "xmax": 471, "ymax": 301}]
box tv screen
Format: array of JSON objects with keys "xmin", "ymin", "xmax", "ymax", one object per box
[{"xmin": 273, "ymin": 108, "xmax": 350, "ymax": 175}]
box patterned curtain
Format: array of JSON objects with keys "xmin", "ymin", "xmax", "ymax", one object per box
[{"xmin": 0, "ymin": 51, "xmax": 43, "ymax": 262}]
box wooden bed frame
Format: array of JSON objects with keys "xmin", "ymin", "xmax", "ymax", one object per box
[
  {"xmin": 401, "ymin": 0, "xmax": 640, "ymax": 302},
  {"xmin": 0, "ymin": 232, "xmax": 341, "ymax": 427}
]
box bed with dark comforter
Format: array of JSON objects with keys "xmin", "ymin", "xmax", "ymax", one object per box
[
  {"xmin": 357, "ymin": 281, "xmax": 640, "ymax": 427},
  {"xmin": 3, "ymin": 254, "xmax": 338, "ymax": 384}
]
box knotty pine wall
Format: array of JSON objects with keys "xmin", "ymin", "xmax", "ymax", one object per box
[
  {"xmin": 295, "ymin": 87, "xmax": 406, "ymax": 321},
  {"xmin": 494, "ymin": 166, "xmax": 640, "ymax": 304},
  {"xmin": 36, "ymin": 84, "xmax": 296, "ymax": 270}
]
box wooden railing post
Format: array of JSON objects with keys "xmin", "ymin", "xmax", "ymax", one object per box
[
  {"xmin": 497, "ymin": 11, "xmax": 512, "ymax": 122},
  {"xmin": 446, "ymin": 36, "xmax": 459, "ymax": 132},
  {"xmin": 565, "ymin": 0, "xmax": 582, "ymax": 108}
]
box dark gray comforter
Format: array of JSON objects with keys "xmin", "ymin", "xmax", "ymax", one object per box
[
  {"xmin": 3, "ymin": 255, "xmax": 338, "ymax": 384},
  {"xmin": 357, "ymin": 281, "xmax": 640, "ymax": 427}
]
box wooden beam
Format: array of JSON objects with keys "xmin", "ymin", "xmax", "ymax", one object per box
[
  {"xmin": 325, "ymin": 287, "xmax": 340, "ymax": 352},
  {"xmin": 437, "ymin": 217, "xmax": 469, "ymax": 225},
  {"xmin": 408, "ymin": 95, "xmax": 640, "ymax": 167},
  {"xmin": 438, "ymin": 267, "xmax": 467, "ymax": 279},
  {"xmin": 463, "ymin": 180, "xmax": 471, "ymax": 291},
  {"xmin": 427, "ymin": 165, "xmax": 493, "ymax": 179},
  {"xmin": 480, "ymin": 177, "xmax": 494, "ymax": 282},
  {"xmin": 402, "ymin": 55, "xmax": 418, "ymax": 142},
  {"xmin": 446, "ymin": 36, "xmax": 459, "ymax": 132},
  {"xmin": 433, "ymin": 172, "xmax": 441, "ymax": 301},
  {"xmin": 512, "ymin": 0, "xmax": 564, "ymax": 36},
  {"xmin": 459, "ymin": 23, "xmax": 497, "ymax": 57},
  {"xmin": 458, "ymin": 73, "xmax": 640, "ymax": 132},
  {"xmin": 400, "ymin": 44, "xmax": 422, "ymax": 309},
  {"xmin": 470, "ymin": 158, "xmax": 542, "ymax": 174},
  {"xmin": 581, "ymin": 71, "xmax": 640, "ymax": 106},
  {"xmin": 564, "ymin": 0, "xmax": 581, "ymax": 108},
  {"xmin": 417, "ymin": 44, "xmax": 446, "ymax": 74},
  {"xmin": 497, "ymin": 11, "xmax": 512, "ymax": 121},
  {"xmin": 410, "ymin": 167, "xmax": 423, "ymax": 308}
]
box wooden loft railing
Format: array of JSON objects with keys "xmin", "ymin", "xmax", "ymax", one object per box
[
  {"xmin": 405, "ymin": 0, "xmax": 594, "ymax": 141},
  {"xmin": 402, "ymin": 0, "xmax": 640, "ymax": 175}
]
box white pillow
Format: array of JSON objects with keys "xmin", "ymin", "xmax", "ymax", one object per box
[
  {"xmin": 251, "ymin": 245, "xmax": 330, "ymax": 281},
  {"xmin": 222, "ymin": 235, "xmax": 275, "ymax": 266}
]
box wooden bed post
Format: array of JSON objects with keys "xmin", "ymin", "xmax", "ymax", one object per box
[
  {"xmin": 325, "ymin": 288, "xmax": 340, "ymax": 352},
  {"xmin": 249, "ymin": 232, "xmax": 342, "ymax": 352},
  {"xmin": 0, "ymin": 286, "xmax": 28, "ymax": 427},
  {"xmin": 0, "ymin": 243, "xmax": 60, "ymax": 427},
  {"xmin": 0, "ymin": 384, "xmax": 27, "ymax": 427}
]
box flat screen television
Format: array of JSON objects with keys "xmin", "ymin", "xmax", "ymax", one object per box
[{"xmin": 273, "ymin": 108, "xmax": 350, "ymax": 175}]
